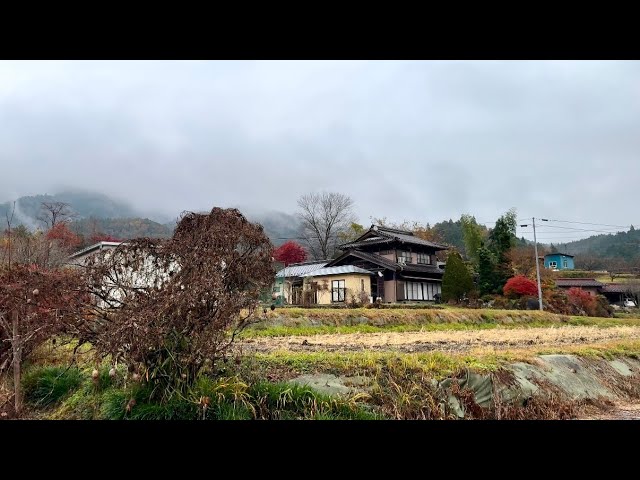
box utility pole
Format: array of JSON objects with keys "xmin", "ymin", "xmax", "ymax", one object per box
[
  {"xmin": 532, "ymin": 217, "xmax": 543, "ymax": 311},
  {"xmin": 520, "ymin": 217, "xmax": 548, "ymax": 310}
]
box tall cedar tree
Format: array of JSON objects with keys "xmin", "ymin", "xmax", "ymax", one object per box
[
  {"xmin": 460, "ymin": 214, "xmax": 485, "ymax": 267},
  {"xmin": 486, "ymin": 209, "xmax": 517, "ymax": 292},
  {"xmin": 478, "ymin": 245, "xmax": 499, "ymax": 295},
  {"xmin": 441, "ymin": 251, "xmax": 475, "ymax": 302}
]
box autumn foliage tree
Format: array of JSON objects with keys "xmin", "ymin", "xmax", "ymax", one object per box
[
  {"xmin": 503, "ymin": 275, "xmax": 538, "ymax": 298},
  {"xmin": 566, "ymin": 287, "xmax": 598, "ymax": 316},
  {"xmin": 0, "ymin": 264, "xmax": 86, "ymax": 416},
  {"xmin": 46, "ymin": 222, "xmax": 82, "ymax": 250},
  {"xmin": 83, "ymin": 207, "xmax": 274, "ymax": 402},
  {"xmin": 274, "ymin": 241, "xmax": 307, "ymax": 266}
]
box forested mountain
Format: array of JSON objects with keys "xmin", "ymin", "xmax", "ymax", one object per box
[
  {"xmin": 3, "ymin": 191, "xmax": 637, "ymax": 264},
  {"xmin": 0, "ymin": 191, "xmax": 142, "ymax": 226},
  {"xmin": 0, "ymin": 192, "xmax": 303, "ymax": 247},
  {"xmin": 70, "ymin": 217, "xmax": 174, "ymax": 241}
]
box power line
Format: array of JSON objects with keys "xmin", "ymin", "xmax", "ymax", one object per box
[
  {"xmin": 545, "ymin": 218, "xmax": 632, "ymax": 229},
  {"xmin": 537, "ymin": 224, "xmax": 627, "ymax": 234}
]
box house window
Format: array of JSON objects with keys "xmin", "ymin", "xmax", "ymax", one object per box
[
  {"xmin": 417, "ymin": 253, "xmax": 431, "ymax": 265},
  {"xmin": 563, "ymin": 259, "xmax": 568, "ymax": 268},
  {"xmin": 361, "ymin": 279, "xmax": 365, "ymax": 291},
  {"xmin": 331, "ymin": 280, "xmax": 346, "ymax": 302},
  {"xmin": 404, "ymin": 281, "xmax": 440, "ymax": 301},
  {"xmin": 397, "ymin": 251, "xmax": 412, "ymax": 264},
  {"xmin": 272, "ymin": 286, "xmax": 281, "ymax": 293},
  {"xmin": 549, "ymin": 261, "xmax": 557, "ymax": 268}
]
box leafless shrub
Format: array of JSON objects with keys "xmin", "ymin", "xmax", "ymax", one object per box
[{"xmin": 82, "ymin": 207, "xmax": 274, "ymax": 402}]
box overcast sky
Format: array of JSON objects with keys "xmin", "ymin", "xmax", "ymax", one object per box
[{"xmin": 1, "ymin": 60, "xmax": 639, "ymax": 242}]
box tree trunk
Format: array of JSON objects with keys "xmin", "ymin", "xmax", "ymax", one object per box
[{"xmin": 12, "ymin": 309, "xmax": 22, "ymax": 417}]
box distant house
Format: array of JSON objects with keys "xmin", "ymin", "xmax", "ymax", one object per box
[
  {"xmin": 322, "ymin": 225, "xmax": 448, "ymax": 304},
  {"xmin": 544, "ymin": 253, "xmax": 574, "ymax": 270},
  {"xmin": 273, "ymin": 261, "xmax": 327, "ymax": 304},
  {"xmin": 554, "ymin": 278, "xmax": 604, "ymax": 296}
]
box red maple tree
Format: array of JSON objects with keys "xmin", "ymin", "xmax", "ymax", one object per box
[
  {"xmin": 503, "ymin": 275, "xmax": 538, "ymax": 297},
  {"xmin": 45, "ymin": 223, "xmax": 82, "ymax": 250},
  {"xmin": 274, "ymin": 241, "xmax": 307, "ymax": 266}
]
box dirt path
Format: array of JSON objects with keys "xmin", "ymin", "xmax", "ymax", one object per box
[
  {"xmin": 240, "ymin": 325, "xmax": 640, "ymax": 354},
  {"xmin": 580, "ymin": 402, "xmax": 640, "ymax": 420}
]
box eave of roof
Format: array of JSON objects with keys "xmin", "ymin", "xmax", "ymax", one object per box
[{"xmin": 68, "ymin": 241, "xmax": 123, "ymax": 259}]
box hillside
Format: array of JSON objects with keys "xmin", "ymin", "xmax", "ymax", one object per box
[
  {"xmin": 70, "ymin": 217, "xmax": 174, "ymax": 241},
  {"xmin": 0, "ymin": 191, "xmax": 304, "ymax": 247},
  {"xmin": 0, "ymin": 191, "xmax": 143, "ymax": 227}
]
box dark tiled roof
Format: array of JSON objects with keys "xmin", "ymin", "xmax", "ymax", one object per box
[
  {"xmin": 602, "ymin": 283, "xmax": 633, "ymax": 293},
  {"xmin": 327, "ymin": 249, "xmax": 443, "ymax": 275},
  {"xmin": 544, "ymin": 253, "xmax": 574, "ymax": 258},
  {"xmin": 555, "ymin": 278, "xmax": 604, "ymax": 288},
  {"xmin": 400, "ymin": 263, "xmax": 444, "ymax": 275},
  {"xmin": 330, "ymin": 250, "xmax": 398, "ymax": 269},
  {"xmin": 340, "ymin": 225, "xmax": 448, "ymax": 250}
]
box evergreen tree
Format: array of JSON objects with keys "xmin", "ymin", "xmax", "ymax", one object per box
[
  {"xmin": 487, "ymin": 208, "xmax": 517, "ymax": 292},
  {"xmin": 478, "ymin": 245, "xmax": 499, "ymax": 295},
  {"xmin": 442, "ymin": 250, "xmax": 475, "ymax": 302},
  {"xmin": 460, "ymin": 214, "xmax": 485, "ymax": 267}
]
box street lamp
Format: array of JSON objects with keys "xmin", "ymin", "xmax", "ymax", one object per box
[{"xmin": 520, "ymin": 218, "xmax": 548, "ymax": 310}]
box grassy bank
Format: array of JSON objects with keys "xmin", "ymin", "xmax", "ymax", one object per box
[
  {"xmin": 244, "ymin": 308, "xmax": 640, "ymax": 337},
  {"xmin": 17, "ymin": 338, "xmax": 640, "ymax": 420}
]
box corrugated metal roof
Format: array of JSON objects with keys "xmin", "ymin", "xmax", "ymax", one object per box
[
  {"xmin": 299, "ymin": 265, "xmax": 374, "ymax": 277},
  {"xmin": 275, "ymin": 262, "xmax": 327, "ymax": 278}
]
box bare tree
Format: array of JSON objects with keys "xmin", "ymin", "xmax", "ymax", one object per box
[
  {"xmin": 2, "ymin": 202, "xmax": 16, "ymax": 267},
  {"xmin": 36, "ymin": 201, "xmax": 76, "ymax": 230},
  {"xmin": 81, "ymin": 207, "xmax": 274, "ymax": 403},
  {"xmin": 297, "ymin": 192, "xmax": 356, "ymax": 260},
  {"xmin": 606, "ymin": 257, "xmax": 629, "ymax": 282},
  {"xmin": 573, "ymin": 253, "xmax": 604, "ymax": 272}
]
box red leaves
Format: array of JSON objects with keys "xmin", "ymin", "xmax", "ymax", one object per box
[
  {"xmin": 566, "ymin": 287, "xmax": 598, "ymax": 316},
  {"xmin": 46, "ymin": 223, "xmax": 82, "ymax": 250},
  {"xmin": 273, "ymin": 241, "xmax": 307, "ymax": 266},
  {"xmin": 90, "ymin": 234, "xmax": 121, "ymax": 243},
  {"xmin": 503, "ymin": 275, "xmax": 538, "ymax": 297}
]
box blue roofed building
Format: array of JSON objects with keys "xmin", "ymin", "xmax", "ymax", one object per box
[{"xmin": 544, "ymin": 253, "xmax": 574, "ymax": 270}]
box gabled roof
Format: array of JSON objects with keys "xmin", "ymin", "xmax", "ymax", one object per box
[
  {"xmin": 68, "ymin": 241, "xmax": 123, "ymax": 259},
  {"xmin": 275, "ymin": 262, "xmax": 327, "ymax": 278},
  {"xmin": 327, "ymin": 249, "xmax": 444, "ymax": 275},
  {"xmin": 299, "ymin": 265, "xmax": 374, "ymax": 277},
  {"xmin": 544, "ymin": 253, "xmax": 574, "ymax": 258},
  {"xmin": 555, "ymin": 278, "xmax": 603, "ymax": 288},
  {"xmin": 339, "ymin": 225, "xmax": 448, "ymax": 251}
]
